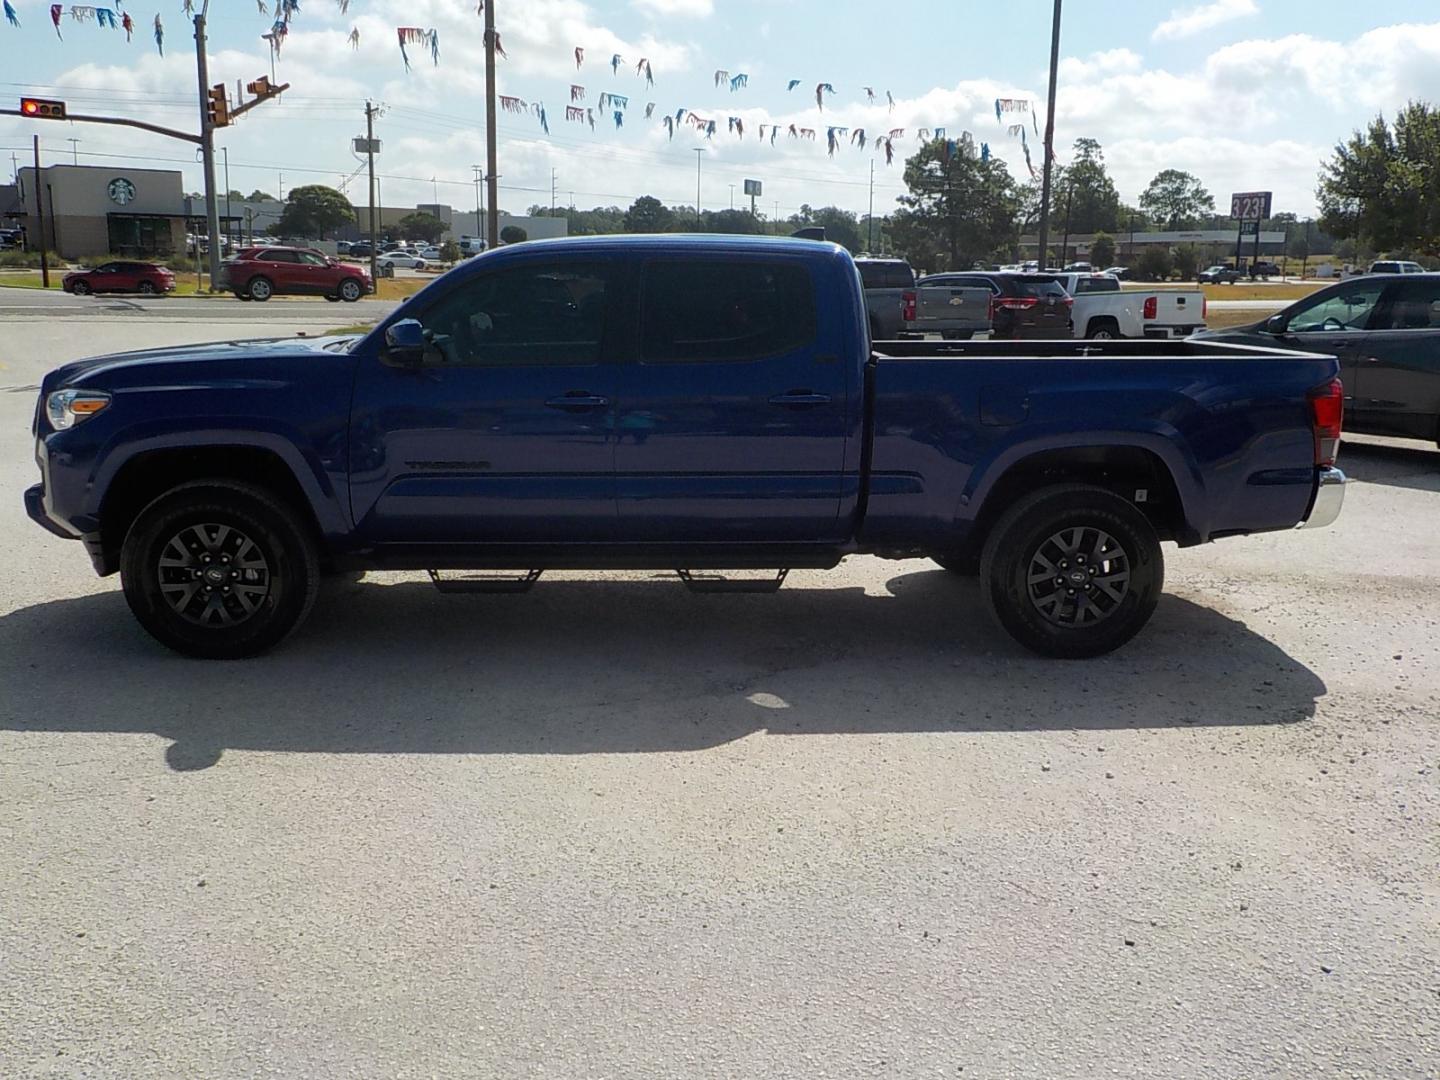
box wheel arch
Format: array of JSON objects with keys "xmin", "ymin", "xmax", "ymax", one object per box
[
  {"xmin": 94, "ymin": 441, "xmax": 342, "ymax": 576},
  {"xmin": 954, "ymin": 439, "xmax": 1202, "ymax": 565}
]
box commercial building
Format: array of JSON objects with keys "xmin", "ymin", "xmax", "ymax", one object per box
[
  {"xmin": 1019, "ymin": 229, "xmax": 1287, "ymax": 265},
  {"xmin": 9, "ymin": 164, "xmax": 565, "ymax": 258}
]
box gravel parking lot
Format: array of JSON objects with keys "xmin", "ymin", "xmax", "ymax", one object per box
[{"xmin": 1, "ymin": 315, "xmax": 1437, "ymax": 1078}]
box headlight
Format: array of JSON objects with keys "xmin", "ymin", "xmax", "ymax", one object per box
[{"xmin": 46, "ymin": 389, "xmax": 111, "ymax": 431}]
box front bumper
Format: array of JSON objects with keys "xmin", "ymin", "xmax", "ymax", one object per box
[
  {"xmin": 24, "ymin": 482, "xmax": 74, "ymax": 539},
  {"xmin": 1297, "ymin": 467, "xmax": 1346, "ymax": 530}
]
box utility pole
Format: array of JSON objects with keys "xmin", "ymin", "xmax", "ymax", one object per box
[
  {"xmin": 483, "ymin": 0, "xmax": 499, "ymax": 248},
  {"xmin": 32, "ymin": 135, "xmax": 48, "ymax": 287},
  {"xmin": 867, "ymin": 159, "xmax": 875, "ymax": 252},
  {"xmin": 1061, "ymin": 182, "xmax": 1073, "ymax": 267},
  {"xmin": 729, "ymin": 183, "xmax": 735, "ymax": 211},
  {"xmin": 193, "ymin": 2, "xmax": 223, "ymax": 288},
  {"xmin": 66, "ymin": 137, "xmax": 79, "ymax": 165},
  {"xmin": 693, "ymin": 148, "xmax": 704, "ymax": 228},
  {"xmin": 365, "ymin": 100, "xmax": 379, "ymax": 282},
  {"xmin": 222, "ymin": 146, "xmax": 230, "ymax": 247},
  {"xmin": 1036, "ymin": 0, "xmax": 1063, "ymax": 271},
  {"xmin": 472, "ymin": 164, "xmax": 483, "ymax": 238},
  {"xmin": 551, "ymin": 168, "xmax": 557, "ymax": 212}
]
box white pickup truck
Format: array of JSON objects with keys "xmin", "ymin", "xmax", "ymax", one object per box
[{"xmin": 1054, "ymin": 273, "xmax": 1206, "ymax": 340}]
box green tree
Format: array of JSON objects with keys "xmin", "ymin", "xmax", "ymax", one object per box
[
  {"xmin": 246, "ymin": 189, "xmax": 278, "ymax": 202},
  {"xmin": 1318, "ymin": 102, "xmax": 1440, "ymax": 256},
  {"xmin": 397, "ymin": 212, "xmax": 446, "ymax": 244},
  {"xmin": 891, "ymin": 141, "xmax": 1020, "ymax": 271},
  {"xmin": 1171, "ymin": 243, "xmax": 1202, "ymax": 281},
  {"xmin": 439, "ymin": 240, "xmax": 461, "ymax": 263},
  {"xmin": 1089, "ymin": 232, "xmax": 1116, "ymax": 268},
  {"xmin": 1136, "ymin": 246, "xmax": 1173, "ymax": 282},
  {"xmin": 274, "ymin": 185, "xmax": 355, "ymax": 239},
  {"xmin": 788, "ymin": 205, "xmax": 862, "ymax": 252},
  {"xmin": 1139, "ymin": 170, "xmax": 1215, "ymax": 230},
  {"xmin": 623, "ymin": 195, "xmax": 676, "ymax": 233},
  {"xmin": 499, "ymin": 224, "xmax": 529, "ymax": 244},
  {"xmin": 1061, "ymin": 138, "xmax": 1122, "ymax": 234},
  {"xmin": 702, "ymin": 209, "xmax": 765, "ymax": 235}
]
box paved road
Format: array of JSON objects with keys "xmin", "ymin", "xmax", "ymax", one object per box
[
  {"xmin": 0, "ymin": 285, "xmax": 399, "ymax": 324},
  {"xmin": 1, "ymin": 316, "xmax": 1438, "ymax": 1078}
]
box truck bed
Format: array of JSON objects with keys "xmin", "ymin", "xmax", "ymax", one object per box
[{"xmin": 863, "ymin": 338, "xmax": 1339, "ymax": 550}]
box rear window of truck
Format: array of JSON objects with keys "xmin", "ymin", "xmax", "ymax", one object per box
[
  {"xmin": 1006, "ymin": 276, "xmax": 1068, "ymax": 298},
  {"xmin": 641, "ymin": 261, "xmax": 816, "ymax": 363},
  {"xmin": 1073, "ymin": 276, "xmax": 1120, "ymax": 294},
  {"xmin": 856, "ymin": 261, "xmax": 915, "ymax": 290}
]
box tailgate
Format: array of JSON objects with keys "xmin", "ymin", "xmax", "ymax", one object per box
[
  {"xmin": 915, "ymin": 285, "xmax": 991, "ymax": 332},
  {"xmin": 1146, "ymin": 291, "xmax": 1204, "ymax": 327}
]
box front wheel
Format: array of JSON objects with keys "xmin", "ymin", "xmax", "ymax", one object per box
[
  {"xmin": 71, "ymin": 280, "xmax": 92, "ymax": 296},
  {"xmin": 979, "ymin": 484, "xmax": 1163, "ymax": 659},
  {"xmin": 120, "ymin": 481, "xmax": 320, "ymax": 659},
  {"xmin": 338, "ymin": 278, "xmax": 364, "ymax": 302},
  {"xmin": 138, "ymin": 281, "xmax": 157, "ymax": 296}
]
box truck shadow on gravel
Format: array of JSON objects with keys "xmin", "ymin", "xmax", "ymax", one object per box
[
  {"xmin": 0, "ymin": 569, "xmax": 1327, "ymax": 770},
  {"xmin": 1338, "ymin": 440, "xmax": 1440, "ymax": 493}
]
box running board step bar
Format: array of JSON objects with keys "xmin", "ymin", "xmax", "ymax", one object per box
[
  {"xmin": 427, "ymin": 569, "xmax": 543, "ymax": 594},
  {"xmin": 675, "ymin": 569, "xmax": 789, "ymax": 594}
]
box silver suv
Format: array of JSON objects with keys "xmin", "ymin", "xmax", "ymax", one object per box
[{"xmin": 1369, "ymin": 260, "xmax": 1425, "ymax": 274}]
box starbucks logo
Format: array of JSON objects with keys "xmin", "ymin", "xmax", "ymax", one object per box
[{"xmin": 107, "ymin": 178, "xmax": 136, "ymax": 206}]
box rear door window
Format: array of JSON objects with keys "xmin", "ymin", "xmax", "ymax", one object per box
[
  {"xmin": 641, "ymin": 261, "xmax": 816, "ymax": 363},
  {"xmin": 259, "ymin": 250, "xmax": 298, "ymax": 263},
  {"xmin": 1381, "ymin": 280, "xmax": 1440, "ymax": 330}
]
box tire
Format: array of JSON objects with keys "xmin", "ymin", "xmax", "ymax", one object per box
[
  {"xmin": 138, "ymin": 281, "xmax": 157, "ymax": 296},
  {"xmin": 247, "ymin": 276, "xmax": 274, "ymax": 302},
  {"xmin": 338, "ymin": 278, "xmax": 363, "ymax": 302},
  {"xmin": 71, "ymin": 280, "xmax": 92, "ymax": 296},
  {"xmin": 979, "ymin": 484, "xmax": 1163, "ymax": 659},
  {"xmin": 120, "ymin": 481, "xmax": 320, "ymax": 659},
  {"xmin": 1085, "ymin": 318, "xmax": 1120, "ymax": 340},
  {"xmin": 932, "ymin": 552, "xmax": 980, "ymax": 576}
]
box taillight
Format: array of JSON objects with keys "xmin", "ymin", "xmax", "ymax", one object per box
[
  {"xmin": 901, "ymin": 291, "xmax": 916, "ymax": 321},
  {"xmin": 996, "ymin": 297, "xmax": 1040, "ymax": 311},
  {"xmin": 1143, "ymin": 296, "xmax": 1158, "ymax": 320},
  {"xmin": 1309, "ymin": 378, "xmax": 1343, "ymax": 466}
]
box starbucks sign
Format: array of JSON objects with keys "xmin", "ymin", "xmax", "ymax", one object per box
[{"xmin": 107, "ymin": 178, "xmax": 136, "ymax": 206}]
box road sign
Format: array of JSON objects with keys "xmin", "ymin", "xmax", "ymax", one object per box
[
  {"xmin": 20, "ymin": 97, "xmax": 67, "ymax": 120},
  {"xmin": 743, "ymin": 178, "xmax": 762, "ymax": 197},
  {"xmin": 1231, "ymin": 191, "xmax": 1273, "ymax": 221},
  {"xmin": 1239, "ymin": 221, "xmax": 1259, "ymax": 236},
  {"xmin": 353, "ymin": 137, "xmax": 382, "ymax": 154}
]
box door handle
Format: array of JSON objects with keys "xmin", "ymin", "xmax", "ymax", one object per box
[
  {"xmin": 1364, "ymin": 356, "xmax": 1382, "ymax": 364},
  {"xmin": 768, "ymin": 390, "xmax": 833, "ymax": 408},
  {"xmin": 545, "ymin": 391, "xmax": 609, "ymax": 410}
]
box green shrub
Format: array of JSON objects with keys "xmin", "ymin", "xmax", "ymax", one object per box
[
  {"xmin": 0, "ymin": 249, "xmax": 50, "ymax": 269},
  {"xmin": 439, "ymin": 240, "xmax": 461, "ymax": 263}
]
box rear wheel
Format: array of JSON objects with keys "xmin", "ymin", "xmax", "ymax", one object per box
[
  {"xmin": 1086, "ymin": 317, "xmax": 1120, "ymax": 340},
  {"xmin": 247, "ymin": 276, "xmax": 274, "ymax": 302},
  {"xmin": 980, "ymin": 484, "xmax": 1163, "ymax": 659},
  {"xmin": 120, "ymin": 481, "xmax": 320, "ymax": 659},
  {"xmin": 338, "ymin": 278, "xmax": 363, "ymax": 302}
]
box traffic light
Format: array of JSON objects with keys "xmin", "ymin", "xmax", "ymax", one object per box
[
  {"xmin": 19, "ymin": 97, "xmax": 67, "ymax": 120},
  {"xmin": 245, "ymin": 76, "xmax": 273, "ymax": 97},
  {"xmin": 207, "ymin": 84, "xmax": 230, "ymax": 128}
]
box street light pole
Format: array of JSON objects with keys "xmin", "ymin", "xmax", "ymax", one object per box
[
  {"xmin": 472, "ymin": 164, "xmax": 482, "ymax": 238},
  {"xmin": 694, "ymin": 147, "xmax": 703, "ymax": 228},
  {"xmin": 1036, "ymin": 0, "xmax": 1062, "ymax": 271},
  {"xmin": 483, "ymin": 0, "xmax": 499, "ymax": 248},
  {"xmin": 192, "ymin": 1, "xmax": 222, "ymax": 288}
]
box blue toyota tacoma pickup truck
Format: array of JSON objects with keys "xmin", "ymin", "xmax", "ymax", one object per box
[{"xmin": 26, "ymin": 235, "xmax": 1346, "ymax": 660}]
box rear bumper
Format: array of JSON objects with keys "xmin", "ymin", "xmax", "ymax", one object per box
[{"xmin": 1297, "ymin": 467, "xmax": 1346, "ymax": 530}]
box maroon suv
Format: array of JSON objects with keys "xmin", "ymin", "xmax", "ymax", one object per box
[
  {"xmin": 220, "ymin": 246, "xmax": 373, "ymax": 302},
  {"xmin": 63, "ymin": 261, "xmax": 176, "ymax": 296}
]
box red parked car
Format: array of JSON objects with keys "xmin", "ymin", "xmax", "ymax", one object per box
[
  {"xmin": 219, "ymin": 245, "xmax": 373, "ymax": 303},
  {"xmin": 62, "ymin": 261, "xmax": 176, "ymax": 296}
]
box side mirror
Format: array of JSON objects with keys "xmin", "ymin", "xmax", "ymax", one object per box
[
  {"xmin": 1263, "ymin": 314, "xmax": 1287, "ymax": 335},
  {"xmin": 383, "ymin": 318, "xmax": 426, "ymax": 366}
]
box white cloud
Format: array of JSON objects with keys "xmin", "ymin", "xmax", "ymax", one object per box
[
  {"xmin": 1153, "ymin": 0, "xmax": 1258, "ymax": 42},
  {"xmin": 631, "ymin": 0, "xmax": 714, "ymax": 18}
]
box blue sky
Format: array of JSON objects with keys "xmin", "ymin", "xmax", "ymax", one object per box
[{"xmin": 4, "ymin": 0, "xmax": 1440, "ymax": 221}]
